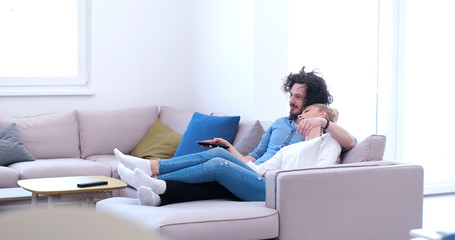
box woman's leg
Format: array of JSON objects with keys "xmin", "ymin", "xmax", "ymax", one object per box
[
  {"xmin": 133, "ymin": 168, "xmax": 167, "ymax": 194},
  {"xmin": 115, "ymin": 147, "xmax": 247, "ymax": 177},
  {"xmin": 136, "ymin": 181, "xmax": 239, "ymax": 206},
  {"xmin": 137, "ymin": 186, "xmax": 161, "ymax": 206},
  {"xmin": 158, "ymin": 158, "xmax": 265, "ymax": 201},
  {"xmin": 159, "ymin": 181, "xmax": 239, "ymax": 205},
  {"xmin": 114, "ymin": 148, "xmax": 153, "ymax": 175},
  {"xmin": 117, "ymin": 163, "xmax": 135, "ymax": 187},
  {"xmin": 158, "ymin": 147, "xmax": 243, "ymax": 174}
]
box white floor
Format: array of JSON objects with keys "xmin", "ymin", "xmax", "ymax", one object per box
[
  {"xmin": 422, "ymin": 194, "xmax": 455, "ymax": 232},
  {"xmin": 2, "ymin": 193, "xmax": 454, "ymax": 235}
]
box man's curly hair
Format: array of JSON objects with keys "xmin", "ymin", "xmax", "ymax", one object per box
[{"xmin": 282, "ymin": 66, "xmax": 333, "ymax": 107}]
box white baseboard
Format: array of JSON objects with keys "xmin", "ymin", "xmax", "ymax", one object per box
[{"xmin": 424, "ymin": 181, "xmax": 455, "ymax": 196}]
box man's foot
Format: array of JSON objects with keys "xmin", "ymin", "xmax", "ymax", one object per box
[
  {"xmin": 117, "ymin": 163, "xmax": 136, "ymax": 188},
  {"xmin": 133, "ymin": 168, "xmax": 166, "ymax": 194},
  {"xmin": 113, "ymin": 148, "xmax": 152, "ymax": 176},
  {"xmin": 137, "ymin": 186, "xmax": 161, "ymax": 206}
]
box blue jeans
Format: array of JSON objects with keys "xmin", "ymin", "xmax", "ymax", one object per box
[{"xmin": 158, "ymin": 148, "xmax": 265, "ymax": 201}]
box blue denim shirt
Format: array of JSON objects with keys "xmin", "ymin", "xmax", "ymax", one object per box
[{"xmin": 250, "ymin": 117, "xmax": 305, "ymax": 165}]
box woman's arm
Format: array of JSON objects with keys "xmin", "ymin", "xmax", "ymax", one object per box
[
  {"xmin": 255, "ymin": 150, "xmax": 284, "ymax": 174},
  {"xmin": 297, "ymin": 117, "xmax": 357, "ymax": 151},
  {"xmin": 316, "ymin": 135, "xmax": 342, "ymax": 166},
  {"xmin": 245, "ymin": 150, "xmax": 283, "ymax": 177}
]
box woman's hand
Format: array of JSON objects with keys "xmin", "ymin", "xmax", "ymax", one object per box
[
  {"xmin": 211, "ymin": 138, "xmax": 232, "ymax": 148},
  {"xmin": 199, "ymin": 138, "xmax": 233, "ymax": 149}
]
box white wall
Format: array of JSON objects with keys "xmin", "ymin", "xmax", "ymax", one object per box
[
  {"xmin": 254, "ymin": 0, "xmax": 289, "ymax": 121},
  {"xmin": 180, "ymin": 0, "xmax": 256, "ymax": 117},
  {"xmin": 0, "ymin": 0, "xmax": 289, "ymax": 121}
]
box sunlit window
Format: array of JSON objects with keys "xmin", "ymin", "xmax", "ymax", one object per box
[
  {"xmin": 288, "ymin": 0, "xmax": 379, "ymax": 141},
  {"xmin": 0, "ymin": 0, "xmax": 90, "ymax": 95},
  {"xmin": 403, "ymin": 0, "xmax": 455, "ymax": 193},
  {"xmin": 289, "ymin": 0, "xmax": 455, "ymax": 194}
]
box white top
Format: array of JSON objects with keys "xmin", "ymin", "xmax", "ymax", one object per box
[{"xmin": 247, "ymin": 133, "xmax": 342, "ymax": 176}]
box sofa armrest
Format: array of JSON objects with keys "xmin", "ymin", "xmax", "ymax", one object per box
[{"xmin": 265, "ymin": 162, "xmax": 424, "ymax": 240}]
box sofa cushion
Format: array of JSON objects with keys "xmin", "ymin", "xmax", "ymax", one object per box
[
  {"xmin": 10, "ymin": 159, "xmax": 112, "ymax": 179},
  {"xmin": 0, "ymin": 124, "xmax": 35, "ymax": 166},
  {"xmin": 77, "ymin": 106, "xmax": 159, "ymax": 158},
  {"xmin": 234, "ymin": 120, "xmax": 266, "ymax": 156},
  {"xmin": 231, "ymin": 119, "xmax": 254, "ymax": 145},
  {"xmin": 131, "ymin": 119, "xmax": 182, "ymax": 160},
  {"xmin": 85, "ymin": 155, "xmax": 120, "ymax": 179},
  {"xmin": 0, "ymin": 111, "xmax": 80, "ymax": 159},
  {"xmin": 0, "ymin": 167, "xmax": 20, "ymax": 187},
  {"xmin": 173, "ymin": 112, "xmax": 240, "ymax": 157},
  {"xmin": 96, "ymin": 198, "xmax": 279, "ymax": 240},
  {"xmin": 341, "ymin": 134, "xmax": 386, "ymax": 164},
  {"xmin": 158, "ymin": 106, "xmax": 194, "ymax": 135}
]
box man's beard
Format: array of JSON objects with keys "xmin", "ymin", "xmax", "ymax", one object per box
[
  {"xmin": 289, "ymin": 105, "xmax": 303, "ymax": 118},
  {"xmin": 289, "ymin": 111, "xmax": 299, "ymax": 118}
]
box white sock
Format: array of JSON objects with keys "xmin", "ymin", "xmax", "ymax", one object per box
[
  {"xmin": 117, "ymin": 163, "xmax": 136, "ymax": 188},
  {"xmin": 133, "ymin": 168, "xmax": 166, "ymax": 194},
  {"xmin": 114, "ymin": 148, "xmax": 152, "ymax": 176},
  {"xmin": 137, "ymin": 186, "xmax": 161, "ymax": 206}
]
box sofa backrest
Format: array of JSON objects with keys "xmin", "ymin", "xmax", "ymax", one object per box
[
  {"xmin": 77, "ymin": 106, "xmax": 159, "ymax": 158},
  {"xmin": 341, "ymin": 134, "xmax": 386, "ymax": 164},
  {"xmin": 209, "ymin": 111, "xmax": 272, "ymax": 146},
  {"xmin": 158, "ymin": 106, "xmax": 194, "ymax": 135},
  {"xmin": 0, "ymin": 111, "xmax": 80, "ymax": 159},
  {"xmin": 0, "ymin": 105, "xmax": 273, "ymax": 160}
]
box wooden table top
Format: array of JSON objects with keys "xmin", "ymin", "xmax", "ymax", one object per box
[{"xmin": 17, "ymin": 176, "xmax": 127, "ymax": 195}]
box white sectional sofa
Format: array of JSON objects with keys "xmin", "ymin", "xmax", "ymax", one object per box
[
  {"xmin": 97, "ymin": 148, "xmax": 424, "ymax": 240},
  {"xmin": 1, "ymin": 106, "xmax": 157, "ymax": 187},
  {"xmin": 0, "ymin": 105, "xmax": 424, "ymax": 240},
  {"xmin": 0, "ymin": 106, "xmax": 262, "ymax": 187}
]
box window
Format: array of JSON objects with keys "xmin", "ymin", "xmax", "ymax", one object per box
[
  {"xmin": 0, "ymin": 0, "xmax": 92, "ymax": 96},
  {"xmin": 289, "ymin": 0, "xmax": 455, "ymax": 195},
  {"xmin": 401, "ymin": 0, "xmax": 455, "ymax": 194},
  {"xmin": 288, "ymin": 0, "xmax": 379, "ymax": 141}
]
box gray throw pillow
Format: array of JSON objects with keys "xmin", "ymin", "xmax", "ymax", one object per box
[
  {"xmin": 234, "ymin": 120, "xmax": 265, "ymax": 156},
  {"xmin": 0, "ymin": 123, "xmax": 35, "ymax": 166},
  {"xmin": 341, "ymin": 134, "xmax": 386, "ymax": 164}
]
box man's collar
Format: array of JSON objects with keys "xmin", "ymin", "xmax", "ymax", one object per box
[{"xmin": 288, "ymin": 116, "xmax": 298, "ymax": 126}]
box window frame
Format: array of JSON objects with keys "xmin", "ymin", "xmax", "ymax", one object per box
[
  {"xmin": 0, "ymin": 0, "xmax": 93, "ymax": 96},
  {"xmin": 378, "ymin": 0, "xmax": 455, "ymax": 195}
]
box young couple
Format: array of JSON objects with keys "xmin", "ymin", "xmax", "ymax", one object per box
[{"xmin": 115, "ymin": 66, "xmax": 356, "ymax": 206}]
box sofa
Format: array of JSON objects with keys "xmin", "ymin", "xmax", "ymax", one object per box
[
  {"xmin": 97, "ymin": 147, "xmax": 423, "ymax": 240},
  {"xmin": 0, "ymin": 106, "xmax": 262, "ymax": 189},
  {"xmin": 0, "ymin": 105, "xmax": 424, "ymax": 240}
]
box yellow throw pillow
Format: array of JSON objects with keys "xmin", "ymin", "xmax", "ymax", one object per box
[{"xmin": 131, "ymin": 119, "xmax": 182, "ymax": 160}]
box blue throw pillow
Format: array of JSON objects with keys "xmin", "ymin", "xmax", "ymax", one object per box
[
  {"xmin": 0, "ymin": 123, "xmax": 35, "ymax": 166},
  {"xmin": 173, "ymin": 112, "xmax": 240, "ymax": 157}
]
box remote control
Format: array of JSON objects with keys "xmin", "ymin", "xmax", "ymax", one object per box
[
  {"xmin": 77, "ymin": 181, "xmax": 108, "ymax": 188},
  {"xmin": 197, "ymin": 141, "xmax": 230, "ymax": 149}
]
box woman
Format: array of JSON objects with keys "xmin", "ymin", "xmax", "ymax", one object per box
[{"xmin": 115, "ymin": 103, "xmax": 342, "ymax": 206}]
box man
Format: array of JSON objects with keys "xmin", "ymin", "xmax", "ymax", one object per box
[
  {"xmin": 125, "ymin": 66, "xmax": 356, "ymax": 205},
  {"xmin": 250, "ymin": 66, "xmax": 356, "ymax": 165}
]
